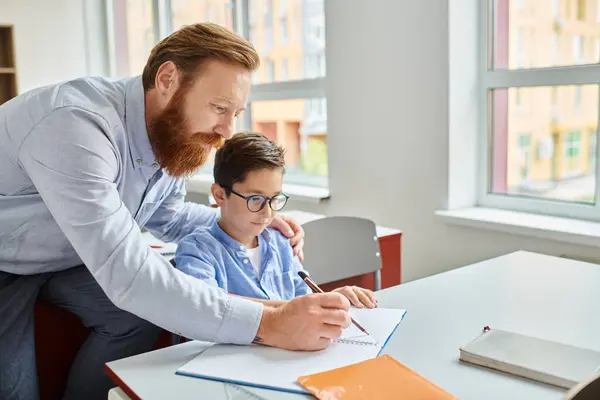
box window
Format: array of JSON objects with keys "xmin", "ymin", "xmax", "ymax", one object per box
[
  {"xmin": 517, "ymin": 134, "xmax": 532, "ymax": 182},
  {"xmin": 266, "ymin": 59, "xmax": 275, "ymax": 82},
  {"xmin": 281, "ymin": 58, "xmax": 289, "ymax": 80},
  {"xmin": 514, "ymin": 28, "xmax": 524, "ymax": 68},
  {"xmin": 279, "ymin": 0, "xmax": 289, "ymax": 16},
  {"xmin": 107, "ymin": 0, "xmax": 329, "ymax": 187},
  {"xmin": 551, "ymin": 33, "xmax": 559, "ymax": 63},
  {"xmin": 280, "ymin": 16, "xmax": 288, "ymax": 45},
  {"xmin": 574, "ymin": 35, "xmax": 584, "ymax": 64},
  {"xmin": 590, "ymin": 131, "xmax": 598, "ymax": 181},
  {"xmin": 264, "ymin": 0, "xmax": 274, "ymax": 52},
  {"xmin": 481, "ymin": 0, "xmax": 600, "ymax": 221},
  {"xmin": 171, "ymin": 0, "xmax": 234, "ymax": 38},
  {"xmin": 577, "ymin": 0, "xmax": 587, "ymax": 20},
  {"xmin": 574, "ymin": 86, "xmax": 582, "ymax": 111},
  {"xmin": 563, "ymin": 131, "xmax": 582, "ymax": 176},
  {"xmin": 250, "ymin": 98, "xmax": 328, "ymax": 182},
  {"xmin": 107, "ymin": 0, "xmax": 156, "ymax": 78}
]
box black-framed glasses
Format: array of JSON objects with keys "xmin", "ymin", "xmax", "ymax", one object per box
[{"xmin": 227, "ymin": 188, "xmax": 289, "ymax": 212}]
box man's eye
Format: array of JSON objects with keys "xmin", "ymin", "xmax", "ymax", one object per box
[{"xmin": 214, "ymin": 105, "xmax": 226, "ymax": 113}]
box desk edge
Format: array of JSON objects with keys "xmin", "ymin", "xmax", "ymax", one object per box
[{"xmin": 104, "ymin": 363, "xmax": 141, "ymax": 400}]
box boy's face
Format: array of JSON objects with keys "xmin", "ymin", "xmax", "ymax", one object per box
[{"xmin": 212, "ymin": 167, "xmax": 285, "ymax": 240}]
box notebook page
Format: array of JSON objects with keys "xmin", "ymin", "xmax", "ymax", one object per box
[
  {"xmin": 337, "ymin": 307, "xmax": 407, "ymax": 346},
  {"xmin": 176, "ymin": 307, "xmax": 406, "ymax": 394}
]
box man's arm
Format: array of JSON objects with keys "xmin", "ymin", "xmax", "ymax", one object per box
[
  {"xmin": 17, "ymin": 107, "xmax": 262, "ymax": 344},
  {"xmin": 144, "ymin": 179, "xmax": 219, "ymax": 243},
  {"xmin": 232, "ymin": 295, "xmax": 287, "ymax": 308}
]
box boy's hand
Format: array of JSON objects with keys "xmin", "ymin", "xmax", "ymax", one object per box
[{"xmin": 333, "ymin": 286, "xmax": 378, "ymax": 308}]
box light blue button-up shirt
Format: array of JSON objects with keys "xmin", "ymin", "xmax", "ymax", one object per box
[
  {"xmin": 175, "ymin": 223, "xmax": 311, "ymax": 300},
  {"xmin": 0, "ymin": 76, "xmax": 262, "ymax": 344}
]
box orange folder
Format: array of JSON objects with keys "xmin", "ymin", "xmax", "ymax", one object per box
[{"xmin": 297, "ymin": 354, "xmax": 458, "ymax": 400}]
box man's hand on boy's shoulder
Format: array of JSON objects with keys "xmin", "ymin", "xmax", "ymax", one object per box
[
  {"xmin": 268, "ymin": 214, "xmax": 305, "ymax": 261},
  {"xmin": 333, "ymin": 286, "xmax": 378, "ymax": 309}
]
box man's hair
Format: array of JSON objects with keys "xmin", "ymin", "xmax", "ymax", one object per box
[
  {"xmin": 142, "ymin": 23, "xmax": 260, "ymax": 91},
  {"xmin": 214, "ymin": 132, "xmax": 286, "ymax": 195}
]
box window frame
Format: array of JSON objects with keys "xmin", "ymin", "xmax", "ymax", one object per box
[
  {"xmin": 478, "ymin": 0, "xmax": 600, "ymax": 222},
  {"xmin": 106, "ymin": 0, "xmax": 328, "ymax": 188}
]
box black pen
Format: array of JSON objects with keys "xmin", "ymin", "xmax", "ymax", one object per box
[{"xmin": 297, "ymin": 271, "xmax": 371, "ymax": 336}]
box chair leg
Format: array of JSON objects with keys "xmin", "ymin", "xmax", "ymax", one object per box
[{"xmin": 374, "ymin": 270, "xmax": 382, "ymax": 291}]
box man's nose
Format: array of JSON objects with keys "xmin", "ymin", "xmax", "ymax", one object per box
[{"xmin": 214, "ymin": 116, "xmax": 234, "ymax": 140}]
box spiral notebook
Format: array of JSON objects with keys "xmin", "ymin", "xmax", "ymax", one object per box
[{"xmin": 176, "ymin": 307, "xmax": 407, "ymax": 394}]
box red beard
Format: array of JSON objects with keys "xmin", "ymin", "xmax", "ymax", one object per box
[{"xmin": 147, "ymin": 87, "xmax": 225, "ymax": 177}]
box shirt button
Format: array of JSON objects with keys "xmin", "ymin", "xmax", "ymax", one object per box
[
  {"xmin": 243, "ymin": 259, "xmax": 248, "ymax": 264},
  {"xmin": 239, "ymin": 245, "xmax": 244, "ymax": 250}
]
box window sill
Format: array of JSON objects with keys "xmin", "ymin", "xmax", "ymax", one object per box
[
  {"xmin": 185, "ymin": 174, "xmax": 330, "ymax": 204},
  {"xmin": 435, "ymin": 207, "xmax": 600, "ymax": 248}
]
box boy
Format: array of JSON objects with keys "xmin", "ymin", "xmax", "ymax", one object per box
[{"xmin": 175, "ymin": 132, "xmax": 377, "ymax": 308}]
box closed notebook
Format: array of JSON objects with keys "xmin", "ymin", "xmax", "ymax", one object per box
[
  {"xmin": 298, "ymin": 354, "xmax": 458, "ymax": 400},
  {"xmin": 459, "ymin": 328, "xmax": 600, "ymax": 389}
]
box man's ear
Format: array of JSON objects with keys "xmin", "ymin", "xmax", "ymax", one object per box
[
  {"xmin": 155, "ymin": 61, "xmax": 180, "ymax": 99},
  {"xmin": 211, "ymin": 183, "xmax": 227, "ymax": 206}
]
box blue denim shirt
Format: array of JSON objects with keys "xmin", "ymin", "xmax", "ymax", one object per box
[
  {"xmin": 175, "ymin": 223, "xmax": 311, "ymax": 300},
  {"xmin": 0, "ymin": 76, "xmax": 262, "ymax": 344}
]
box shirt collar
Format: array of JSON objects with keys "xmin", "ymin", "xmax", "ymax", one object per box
[
  {"xmin": 125, "ymin": 76, "xmax": 158, "ymax": 170},
  {"xmin": 210, "ymin": 220, "xmax": 273, "ymax": 252}
]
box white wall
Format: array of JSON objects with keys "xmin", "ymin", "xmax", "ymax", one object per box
[{"xmin": 0, "ymin": 0, "xmax": 107, "ymax": 93}]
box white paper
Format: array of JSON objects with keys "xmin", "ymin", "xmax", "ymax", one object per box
[{"xmin": 176, "ymin": 307, "xmax": 406, "ymax": 393}]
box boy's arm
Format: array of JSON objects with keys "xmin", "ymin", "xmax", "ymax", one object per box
[
  {"xmin": 174, "ymin": 234, "xmax": 220, "ymax": 288},
  {"xmin": 292, "ymin": 258, "xmax": 312, "ymax": 296}
]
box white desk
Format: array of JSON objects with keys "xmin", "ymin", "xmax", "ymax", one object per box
[{"xmin": 106, "ymin": 251, "xmax": 600, "ymax": 399}]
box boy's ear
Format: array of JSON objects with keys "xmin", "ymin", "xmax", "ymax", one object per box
[{"xmin": 211, "ymin": 183, "xmax": 227, "ymax": 206}]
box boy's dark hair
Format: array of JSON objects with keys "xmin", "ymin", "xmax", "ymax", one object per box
[{"xmin": 213, "ymin": 132, "xmax": 286, "ymax": 195}]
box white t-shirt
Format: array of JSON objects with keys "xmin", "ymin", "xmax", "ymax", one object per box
[{"xmin": 246, "ymin": 243, "xmax": 262, "ymax": 277}]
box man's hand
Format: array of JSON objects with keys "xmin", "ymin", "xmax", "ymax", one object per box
[
  {"xmin": 268, "ymin": 214, "xmax": 305, "ymax": 261},
  {"xmin": 255, "ymin": 293, "xmax": 351, "ymax": 351},
  {"xmin": 333, "ymin": 286, "xmax": 378, "ymax": 309}
]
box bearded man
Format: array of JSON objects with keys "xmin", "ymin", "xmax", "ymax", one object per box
[{"xmin": 0, "ymin": 23, "xmax": 350, "ymax": 400}]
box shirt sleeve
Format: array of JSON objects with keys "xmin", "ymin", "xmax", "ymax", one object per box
[
  {"xmin": 18, "ymin": 106, "xmax": 262, "ymax": 344},
  {"xmin": 175, "ymin": 233, "xmax": 221, "ymax": 289},
  {"xmin": 292, "ymin": 258, "xmax": 312, "ymax": 297},
  {"xmin": 144, "ymin": 179, "xmax": 220, "ymax": 243}
]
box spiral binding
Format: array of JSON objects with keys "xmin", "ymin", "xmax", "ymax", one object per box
[
  {"xmin": 335, "ymin": 338, "xmax": 379, "ymax": 346},
  {"xmin": 224, "ymin": 382, "xmax": 269, "ymax": 400}
]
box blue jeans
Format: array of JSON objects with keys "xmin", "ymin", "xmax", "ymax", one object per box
[{"xmin": 0, "ymin": 266, "xmax": 160, "ymax": 400}]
